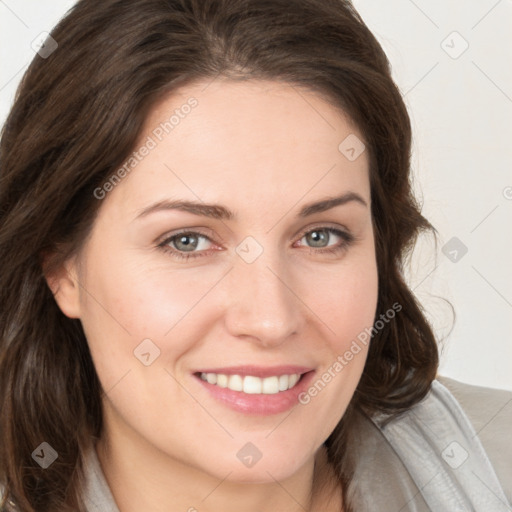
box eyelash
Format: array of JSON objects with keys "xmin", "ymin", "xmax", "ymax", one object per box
[{"xmin": 157, "ymin": 226, "xmax": 356, "ymax": 261}]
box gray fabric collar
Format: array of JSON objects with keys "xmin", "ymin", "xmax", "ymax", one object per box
[{"xmin": 367, "ymin": 379, "xmax": 511, "ymax": 511}]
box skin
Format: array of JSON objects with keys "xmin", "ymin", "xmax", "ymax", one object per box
[{"xmin": 48, "ymin": 78, "xmax": 378, "ymax": 511}]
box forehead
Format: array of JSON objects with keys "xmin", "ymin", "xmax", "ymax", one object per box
[{"xmin": 106, "ymin": 78, "xmax": 370, "ymax": 219}]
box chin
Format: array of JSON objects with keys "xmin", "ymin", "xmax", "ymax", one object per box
[{"xmin": 198, "ymin": 443, "xmax": 312, "ymax": 485}]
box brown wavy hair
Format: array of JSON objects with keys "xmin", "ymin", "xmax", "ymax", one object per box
[{"xmin": 0, "ymin": 0, "xmax": 440, "ymax": 510}]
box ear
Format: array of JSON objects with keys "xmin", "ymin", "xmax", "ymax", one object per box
[{"xmin": 43, "ymin": 253, "xmax": 82, "ymax": 319}]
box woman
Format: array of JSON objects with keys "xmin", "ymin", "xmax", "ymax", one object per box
[{"xmin": 0, "ymin": 0, "xmax": 510, "ymax": 511}]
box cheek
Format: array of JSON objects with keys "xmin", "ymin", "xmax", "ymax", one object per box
[
  {"xmin": 77, "ymin": 251, "xmax": 229, "ymax": 381},
  {"xmin": 296, "ymin": 269, "xmax": 378, "ymax": 444},
  {"xmin": 99, "ymin": 264, "xmax": 222, "ymax": 336},
  {"xmin": 296, "ymin": 253, "xmax": 378, "ymax": 423},
  {"xmin": 331, "ymin": 269, "xmax": 378, "ymax": 348},
  {"xmin": 308, "ymin": 253, "xmax": 379, "ymax": 352}
]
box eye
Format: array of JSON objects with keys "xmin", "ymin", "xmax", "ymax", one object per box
[
  {"xmin": 296, "ymin": 227, "xmax": 355, "ymax": 255},
  {"xmin": 158, "ymin": 231, "xmax": 215, "ymax": 260}
]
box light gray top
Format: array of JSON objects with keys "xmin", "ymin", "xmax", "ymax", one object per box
[
  {"xmin": 82, "ymin": 448, "xmax": 120, "ymax": 512},
  {"xmin": 81, "ymin": 376, "xmax": 512, "ymax": 511}
]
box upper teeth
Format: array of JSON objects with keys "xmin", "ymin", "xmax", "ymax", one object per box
[{"xmin": 200, "ymin": 373, "xmax": 301, "ymax": 394}]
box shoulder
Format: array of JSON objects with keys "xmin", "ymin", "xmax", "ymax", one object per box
[
  {"xmin": 436, "ymin": 374, "xmax": 512, "ymax": 503},
  {"xmin": 364, "ymin": 374, "xmax": 512, "ymax": 510}
]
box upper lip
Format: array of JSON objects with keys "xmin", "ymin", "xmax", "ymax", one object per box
[{"xmin": 194, "ymin": 365, "xmax": 314, "ymax": 378}]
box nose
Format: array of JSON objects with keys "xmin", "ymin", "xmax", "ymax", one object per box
[{"xmin": 223, "ymin": 249, "xmax": 303, "ymax": 348}]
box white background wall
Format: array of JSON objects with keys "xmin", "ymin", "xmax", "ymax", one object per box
[{"xmin": 1, "ymin": 1, "xmax": 510, "ymax": 390}]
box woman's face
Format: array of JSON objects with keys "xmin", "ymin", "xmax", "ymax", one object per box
[{"xmin": 53, "ymin": 78, "xmax": 378, "ymax": 483}]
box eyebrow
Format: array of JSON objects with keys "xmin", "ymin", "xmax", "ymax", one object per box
[{"xmin": 135, "ymin": 191, "xmax": 368, "ymax": 221}]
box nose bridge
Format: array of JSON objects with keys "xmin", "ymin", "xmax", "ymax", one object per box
[{"xmin": 224, "ymin": 241, "xmax": 301, "ymax": 345}]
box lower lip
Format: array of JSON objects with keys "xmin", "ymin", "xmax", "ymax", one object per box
[{"xmin": 194, "ymin": 371, "xmax": 316, "ymax": 415}]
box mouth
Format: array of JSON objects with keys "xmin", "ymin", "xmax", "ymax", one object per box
[
  {"xmin": 192, "ymin": 366, "xmax": 315, "ymax": 415},
  {"xmin": 197, "ymin": 371, "xmax": 302, "ymax": 394}
]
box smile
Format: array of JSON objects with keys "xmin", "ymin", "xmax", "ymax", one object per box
[
  {"xmin": 194, "ymin": 366, "xmax": 316, "ymax": 415},
  {"xmin": 199, "ymin": 372, "xmax": 301, "ymax": 394}
]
